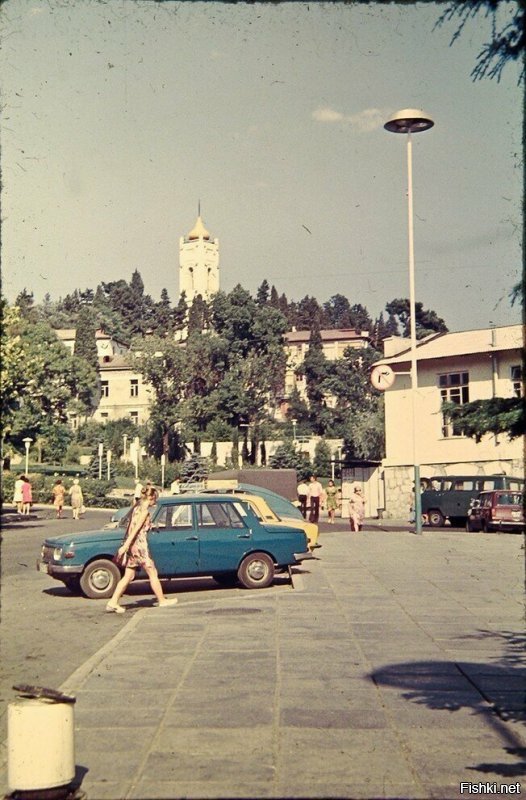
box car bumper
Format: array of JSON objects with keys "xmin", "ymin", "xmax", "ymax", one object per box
[
  {"xmin": 293, "ymin": 551, "xmax": 314, "ymax": 563},
  {"xmin": 36, "ymin": 560, "xmax": 84, "ymax": 576}
]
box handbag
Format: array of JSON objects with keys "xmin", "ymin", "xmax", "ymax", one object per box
[{"xmin": 113, "ymin": 550, "xmax": 128, "ymax": 568}]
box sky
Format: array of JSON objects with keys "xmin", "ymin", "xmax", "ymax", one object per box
[{"xmin": 0, "ymin": 0, "xmax": 523, "ymax": 333}]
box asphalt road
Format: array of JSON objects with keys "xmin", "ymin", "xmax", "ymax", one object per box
[{"xmin": 0, "ymin": 506, "xmax": 296, "ymax": 741}]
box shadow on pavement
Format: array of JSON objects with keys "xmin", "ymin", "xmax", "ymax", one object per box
[{"xmin": 370, "ymin": 629, "xmax": 526, "ymax": 778}]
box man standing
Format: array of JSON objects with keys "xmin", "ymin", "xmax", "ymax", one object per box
[
  {"xmin": 297, "ymin": 479, "xmax": 309, "ymax": 518},
  {"xmin": 308, "ymin": 475, "xmax": 324, "ymax": 523}
]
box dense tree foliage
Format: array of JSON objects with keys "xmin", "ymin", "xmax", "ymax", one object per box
[{"xmin": 435, "ymin": 0, "xmax": 525, "ymax": 84}]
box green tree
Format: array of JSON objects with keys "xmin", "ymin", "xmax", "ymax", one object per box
[
  {"xmin": 385, "ymin": 299, "xmax": 448, "ymax": 339},
  {"xmin": 442, "ymin": 397, "xmax": 524, "ymax": 442},
  {"xmin": 323, "ymin": 294, "xmax": 352, "ymax": 328},
  {"xmin": 1, "ymin": 302, "xmax": 31, "ymax": 439},
  {"xmin": 313, "ymin": 439, "xmax": 332, "ymax": 477},
  {"xmin": 269, "ymin": 440, "xmax": 311, "ymax": 480},
  {"xmin": 256, "ymin": 279, "xmax": 270, "ymax": 307},
  {"xmin": 435, "ymin": 0, "xmax": 525, "ymax": 84},
  {"xmin": 303, "ymin": 323, "xmax": 328, "ymax": 433},
  {"xmin": 74, "ymin": 306, "xmax": 99, "ymax": 370}
]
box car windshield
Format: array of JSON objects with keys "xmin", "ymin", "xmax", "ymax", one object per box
[{"xmin": 496, "ymin": 493, "xmax": 523, "ymax": 506}]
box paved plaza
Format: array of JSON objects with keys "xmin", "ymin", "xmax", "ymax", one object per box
[{"xmin": 1, "ymin": 524, "xmax": 525, "ymax": 799}]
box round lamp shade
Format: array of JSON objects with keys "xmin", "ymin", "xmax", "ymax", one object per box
[{"xmin": 384, "ymin": 109, "xmax": 434, "ymax": 134}]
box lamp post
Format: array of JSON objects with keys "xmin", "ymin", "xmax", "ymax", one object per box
[
  {"xmin": 106, "ymin": 449, "xmax": 112, "ymax": 481},
  {"xmin": 384, "ymin": 108, "xmax": 434, "ymax": 535},
  {"xmin": 22, "ymin": 437, "xmax": 33, "ymax": 475},
  {"xmin": 161, "ymin": 454, "xmax": 166, "ymax": 490},
  {"xmin": 134, "ymin": 436, "xmax": 140, "ymax": 480},
  {"xmin": 98, "ymin": 442, "xmax": 104, "ymax": 481},
  {"xmin": 292, "ymin": 418, "xmax": 297, "ymax": 446},
  {"xmin": 122, "ymin": 434, "xmax": 128, "ymax": 462}
]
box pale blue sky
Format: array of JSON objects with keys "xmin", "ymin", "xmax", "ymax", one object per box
[{"xmin": 1, "ymin": 1, "xmax": 522, "ymax": 331}]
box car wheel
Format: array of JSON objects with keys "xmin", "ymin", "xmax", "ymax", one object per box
[
  {"xmin": 428, "ymin": 509, "xmax": 444, "ymax": 527},
  {"xmin": 62, "ymin": 576, "xmax": 81, "ymax": 594},
  {"xmin": 212, "ymin": 572, "xmax": 238, "ymax": 587},
  {"xmin": 237, "ymin": 552, "xmax": 274, "ymax": 590},
  {"xmin": 79, "ymin": 559, "xmax": 121, "ymax": 599}
]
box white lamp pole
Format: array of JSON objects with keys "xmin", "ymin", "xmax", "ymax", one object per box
[
  {"xmin": 22, "ymin": 437, "xmax": 33, "ymax": 475},
  {"xmin": 292, "ymin": 418, "xmax": 297, "ymax": 445},
  {"xmin": 384, "ymin": 109, "xmax": 434, "ymax": 535},
  {"xmin": 98, "ymin": 442, "xmax": 104, "ymax": 480},
  {"xmin": 134, "ymin": 436, "xmax": 140, "ymax": 480},
  {"xmin": 106, "ymin": 449, "xmax": 112, "ymax": 481},
  {"xmin": 161, "ymin": 453, "xmax": 166, "ymax": 489},
  {"xmin": 122, "ymin": 434, "xmax": 128, "ymax": 462}
]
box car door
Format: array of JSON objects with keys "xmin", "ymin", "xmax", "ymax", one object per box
[
  {"xmin": 148, "ymin": 502, "xmax": 199, "ymax": 576},
  {"xmin": 195, "ymin": 500, "xmax": 254, "ymax": 573}
]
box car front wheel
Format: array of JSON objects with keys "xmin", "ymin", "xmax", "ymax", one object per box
[
  {"xmin": 237, "ymin": 552, "xmax": 274, "ymax": 589},
  {"xmin": 79, "ymin": 559, "xmax": 121, "ymax": 599}
]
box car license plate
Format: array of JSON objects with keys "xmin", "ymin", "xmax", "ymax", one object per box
[
  {"xmin": 511, "ymin": 511, "xmax": 521, "ymax": 520},
  {"xmin": 38, "ymin": 561, "xmax": 48, "ymax": 574}
]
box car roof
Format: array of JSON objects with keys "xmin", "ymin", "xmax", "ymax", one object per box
[{"xmin": 157, "ymin": 493, "xmax": 242, "ymax": 504}]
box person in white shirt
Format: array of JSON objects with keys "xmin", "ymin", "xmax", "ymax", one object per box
[
  {"xmin": 308, "ymin": 475, "xmax": 324, "ymax": 523},
  {"xmin": 297, "ymin": 480, "xmax": 309, "ymax": 518}
]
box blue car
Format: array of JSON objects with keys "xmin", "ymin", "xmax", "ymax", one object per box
[{"xmin": 37, "ymin": 494, "xmax": 311, "ymax": 599}]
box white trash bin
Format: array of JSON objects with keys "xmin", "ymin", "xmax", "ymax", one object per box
[{"xmin": 8, "ymin": 686, "xmax": 76, "ymax": 794}]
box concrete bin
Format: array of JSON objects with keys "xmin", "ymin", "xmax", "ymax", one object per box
[{"xmin": 7, "ymin": 686, "xmax": 76, "ymax": 794}]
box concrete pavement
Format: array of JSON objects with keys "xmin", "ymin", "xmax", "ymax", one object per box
[{"xmin": 1, "ymin": 524, "xmax": 525, "ymax": 799}]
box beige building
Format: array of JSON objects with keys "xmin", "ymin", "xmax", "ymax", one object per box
[
  {"xmin": 373, "ymin": 324, "xmax": 524, "ymax": 518},
  {"xmin": 284, "ymin": 328, "xmax": 371, "ymax": 400}
]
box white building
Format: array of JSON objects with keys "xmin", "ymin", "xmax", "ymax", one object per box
[
  {"xmin": 179, "ymin": 214, "xmax": 219, "ymax": 303},
  {"xmin": 373, "ymin": 324, "xmax": 524, "ymax": 518}
]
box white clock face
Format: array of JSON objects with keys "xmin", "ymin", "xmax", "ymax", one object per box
[{"xmin": 370, "ymin": 365, "xmax": 395, "ymax": 390}]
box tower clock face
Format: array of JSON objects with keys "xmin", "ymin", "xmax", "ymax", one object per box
[{"xmin": 370, "ymin": 365, "xmax": 395, "ymax": 390}]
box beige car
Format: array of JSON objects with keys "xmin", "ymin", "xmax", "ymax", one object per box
[{"xmin": 233, "ymin": 492, "xmax": 319, "ymax": 549}]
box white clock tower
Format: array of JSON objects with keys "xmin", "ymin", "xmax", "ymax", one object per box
[{"xmin": 179, "ymin": 213, "xmax": 219, "ymax": 303}]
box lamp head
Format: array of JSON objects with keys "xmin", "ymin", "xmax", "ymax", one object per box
[{"xmin": 384, "ymin": 108, "xmax": 434, "ymax": 134}]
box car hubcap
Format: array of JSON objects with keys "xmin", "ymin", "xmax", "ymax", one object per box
[
  {"xmin": 91, "ymin": 569, "xmax": 112, "ymax": 591},
  {"xmin": 247, "ymin": 560, "xmax": 267, "ymax": 581}
]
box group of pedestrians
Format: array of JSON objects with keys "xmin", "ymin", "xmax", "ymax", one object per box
[
  {"xmin": 297, "ymin": 476, "xmax": 365, "ymax": 531},
  {"xmin": 51, "ymin": 478, "xmax": 84, "ymax": 519},
  {"xmin": 13, "ymin": 474, "xmax": 33, "ymax": 515}
]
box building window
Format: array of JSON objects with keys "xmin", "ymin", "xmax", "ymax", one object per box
[
  {"xmin": 101, "ymin": 381, "xmax": 109, "ymax": 398},
  {"xmin": 130, "ymin": 411, "xmax": 139, "ymax": 426},
  {"xmin": 439, "ymin": 371, "xmax": 469, "ymax": 437},
  {"xmin": 511, "ymin": 365, "xmax": 523, "ymax": 397},
  {"xmin": 130, "ymin": 379, "xmax": 139, "ymax": 398}
]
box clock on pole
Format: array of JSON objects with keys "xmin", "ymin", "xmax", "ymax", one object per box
[{"xmin": 370, "ymin": 364, "xmax": 395, "ymax": 391}]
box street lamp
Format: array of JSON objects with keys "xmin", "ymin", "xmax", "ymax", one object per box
[
  {"xmin": 122, "ymin": 433, "xmax": 128, "ymax": 462},
  {"xmin": 160, "ymin": 453, "xmax": 166, "ymax": 489},
  {"xmin": 106, "ymin": 449, "xmax": 112, "ymax": 481},
  {"xmin": 291, "ymin": 418, "xmax": 297, "ymax": 445},
  {"xmin": 22, "ymin": 437, "xmax": 33, "ymax": 475},
  {"xmin": 384, "ymin": 108, "xmax": 434, "ymax": 535},
  {"xmin": 134, "ymin": 436, "xmax": 140, "ymax": 480},
  {"xmin": 98, "ymin": 442, "xmax": 104, "ymax": 481}
]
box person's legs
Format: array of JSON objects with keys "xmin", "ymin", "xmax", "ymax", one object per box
[
  {"xmin": 106, "ymin": 567, "xmax": 135, "ymax": 611},
  {"xmin": 144, "ymin": 564, "xmax": 178, "ymax": 606}
]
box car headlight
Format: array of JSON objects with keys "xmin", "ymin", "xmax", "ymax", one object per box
[{"xmin": 53, "ymin": 547, "xmax": 63, "ymax": 561}]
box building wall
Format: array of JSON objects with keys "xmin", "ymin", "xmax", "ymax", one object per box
[
  {"xmin": 94, "ymin": 366, "xmax": 152, "ymax": 426},
  {"xmin": 179, "ymin": 236, "xmax": 219, "ymax": 303},
  {"xmin": 381, "ymin": 344, "xmax": 523, "ymax": 518}
]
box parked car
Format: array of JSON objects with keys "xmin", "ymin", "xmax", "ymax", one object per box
[
  {"xmin": 212, "ymin": 490, "xmax": 319, "ymax": 549},
  {"xmin": 466, "ymin": 490, "xmax": 525, "ymax": 533},
  {"xmin": 421, "ymin": 475, "xmax": 524, "ymax": 527},
  {"xmin": 37, "ymin": 494, "xmax": 312, "ymax": 598}
]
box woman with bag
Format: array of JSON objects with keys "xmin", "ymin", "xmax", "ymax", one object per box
[{"xmin": 105, "ymin": 486, "xmax": 178, "ymax": 613}]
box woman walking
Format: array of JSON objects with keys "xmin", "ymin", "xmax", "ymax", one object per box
[
  {"xmin": 13, "ymin": 475, "xmax": 25, "ymax": 514},
  {"xmin": 325, "ymin": 479, "xmax": 339, "ymax": 524},
  {"xmin": 21, "ymin": 476, "xmax": 33, "ymax": 515},
  {"xmin": 69, "ymin": 478, "xmax": 83, "ymax": 520},
  {"xmin": 348, "ymin": 486, "xmax": 365, "ymax": 532},
  {"xmin": 52, "ymin": 479, "xmax": 66, "ymax": 519},
  {"xmin": 106, "ymin": 486, "xmax": 178, "ymax": 613}
]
